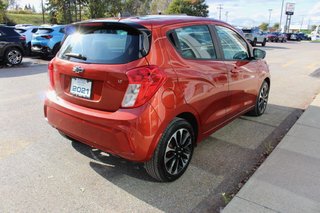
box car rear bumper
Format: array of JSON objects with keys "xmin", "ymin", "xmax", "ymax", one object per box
[
  {"xmin": 44, "ymin": 91, "xmax": 163, "ymax": 162},
  {"xmin": 31, "ymin": 45, "xmax": 52, "ymax": 54}
]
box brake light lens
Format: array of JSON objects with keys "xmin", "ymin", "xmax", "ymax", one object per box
[
  {"xmin": 41, "ymin": 35, "xmax": 53, "ymax": 39},
  {"xmin": 121, "ymin": 66, "xmax": 166, "ymax": 108},
  {"xmin": 19, "ymin": 36, "xmax": 26, "ymax": 41},
  {"xmin": 48, "ymin": 60, "xmax": 54, "ymax": 88}
]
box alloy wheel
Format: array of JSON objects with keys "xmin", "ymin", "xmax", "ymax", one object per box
[
  {"xmin": 258, "ymin": 83, "xmax": 269, "ymax": 113},
  {"xmin": 164, "ymin": 128, "xmax": 192, "ymax": 175},
  {"xmin": 7, "ymin": 50, "xmax": 22, "ymax": 65}
]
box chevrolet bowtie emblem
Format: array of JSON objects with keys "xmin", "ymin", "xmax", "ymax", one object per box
[{"xmin": 73, "ymin": 66, "xmax": 85, "ymax": 74}]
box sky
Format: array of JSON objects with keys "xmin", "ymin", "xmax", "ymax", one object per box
[
  {"xmin": 16, "ymin": 0, "xmax": 320, "ymax": 27},
  {"xmin": 207, "ymin": 0, "xmax": 320, "ymax": 27}
]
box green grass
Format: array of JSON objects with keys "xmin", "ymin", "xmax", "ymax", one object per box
[{"xmin": 6, "ymin": 12, "xmax": 50, "ymax": 25}]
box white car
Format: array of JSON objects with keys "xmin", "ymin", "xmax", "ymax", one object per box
[
  {"xmin": 15, "ymin": 26, "xmax": 39, "ymax": 55},
  {"xmin": 241, "ymin": 27, "xmax": 267, "ymax": 46},
  {"xmin": 311, "ymin": 25, "xmax": 320, "ymax": 41}
]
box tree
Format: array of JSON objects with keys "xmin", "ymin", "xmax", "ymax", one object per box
[
  {"xmin": 311, "ymin": 25, "xmax": 317, "ymax": 31},
  {"xmin": 0, "ymin": 0, "xmax": 6, "ymax": 23},
  {"xmin": 259, "ymin": 22, "xmax": 269, "ymax": 31},
  {"xmin": 273, "ymin": 23, "xmax": 279, "ymax": 30},
  {"xmin": 166, "ymin": 0, "xmax": 208, "ymax": 17},
  {"xmin": 150, "ymin": 0, "xmax": 172, "ymax": 14}
]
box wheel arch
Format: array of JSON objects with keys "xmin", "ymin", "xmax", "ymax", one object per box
[
  {"xmin": 5, "ymin": 45, "xmax": 24, "ymax": 56},
  {"xmin": 264, "ymin": 77, "xmax": 271, "ymax": 87},
  {"xmin": 176, "ymin": 112, "xmax": 199, "ymax": 146},
  {"xmin": 145, "ymin": 106, "xmax": 201, "ymax": 162}
]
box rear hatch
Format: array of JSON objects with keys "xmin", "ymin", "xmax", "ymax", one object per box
[
  {"xmin": 33, "ymin": 28, "xmax": 53, "ymax": 42},
  {"xmin": 50, "ymin": 21, "xmax": 151, "ymax": 112},
  {"xmin": 242, "ymin": 29, "xmax": 253, "ymax": 39}
]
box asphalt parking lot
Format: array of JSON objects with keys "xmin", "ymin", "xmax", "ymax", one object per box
[{"xmin": 1, "ymin": 41, "xmax": 320, "ymax": 212}]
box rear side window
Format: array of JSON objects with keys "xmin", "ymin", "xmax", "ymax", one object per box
[
  {"xmin": 15, "ymin": 29, "xmax": 27, "ymax": 34},
  {"xmin": 59, "ymin": 27, "xmax": 65, "ymax": 33},
  {"xmin": 242, "ymin": 29, "xmax": 252, "ymax": 33},
  {"xmin": 36, "ymin": 28, "xmax": 53, "ymax": 34},
  {"xmin": 171, "ymin": 25, "xmax": 216, "ymax": 60},
  {"xmin": 58, "ymin": 25, "xmax": 143, "ymax": 64},
  {"xmin": 0, "ymin": 27, "xmax": 20, "ymax": 36},
  {"xmin": 216, "ymin": 26, "xmax": 249, "ymax": 60}
]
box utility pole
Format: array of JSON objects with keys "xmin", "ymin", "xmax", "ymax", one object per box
[
  {"xmin": 300, "ymin": 17, "xmax": 304, "ymax": 31},
  {"xmin": 41, "ymin": 0, "xmax": 45, "ymax": 24},
  {"xmin": 217, "ymin": 4, "xmax": 223, "ymax": 20},
  {"xmin": 225, "ymin": 11, "xmax": 229, "ymax": 23},
  {"xmin": 268, "ymin": 9, "xmax": 273, "ymax": 26},
  {"xmin": 279, "ymin": 0, "xmax": 285, "ymax": 31}
]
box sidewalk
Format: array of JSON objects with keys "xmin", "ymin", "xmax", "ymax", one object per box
[{"xmin": 223, "ymin": 94, "xmax": 320, "ymax": 213}]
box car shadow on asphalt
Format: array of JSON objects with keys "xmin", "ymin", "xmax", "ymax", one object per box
[
  {"xmin": 0, "ymin": 62, "xmax": 47, "ymax": 78},
  {"xmin": 71, "ymin": 141, "xmax": 156, "ymax": 182},
  {"xmin": 70, "ymin": 104, "xmax": 303, "ymax": 212}
]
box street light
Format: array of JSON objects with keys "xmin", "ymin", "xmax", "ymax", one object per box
[
  {"xmin": 268, "ymin": 9, "xmax": 273, "ymax": 26},
  {"xmin": 279, "ymin": 0, "xmax": 285, "ymax": 31}
]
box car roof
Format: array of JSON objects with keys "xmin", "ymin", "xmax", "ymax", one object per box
[{"xmin": 76, "ymin": 15, "xmax": 225, "ymax": 29}]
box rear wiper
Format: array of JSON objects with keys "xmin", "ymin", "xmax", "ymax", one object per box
[{"xmin": 64, "ymin": 53, "xmax": 87, "ymax": 61}]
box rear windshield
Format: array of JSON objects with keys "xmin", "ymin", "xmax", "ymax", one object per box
[
  {"xmin": 58, "ymin": 24, "xmax": 144, "ymax": 64},
  {"xmin": 36, "ymin": 28, "xmax": 53, "ymax": 34},
  {"xmin": 242, "ymin": 29, "xmax": 252, "ymax": 33},
  {"xmin": 15, "ymin": 29, "xmax": 27, "ymax": 34}
]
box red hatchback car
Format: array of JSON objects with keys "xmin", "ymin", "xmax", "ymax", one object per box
[{"xmin": 44, "ymin": 16, "xmax": 270, "ymax": 182}]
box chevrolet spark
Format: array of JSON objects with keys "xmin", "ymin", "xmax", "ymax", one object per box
[{"xmin": 44, "ymin": 16, "xmax": 270, "ymax": 182}]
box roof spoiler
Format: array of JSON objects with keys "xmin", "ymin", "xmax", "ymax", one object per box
[{"xmin": 64, "ymin": 21, "xmax": 152, "ymax": 57}]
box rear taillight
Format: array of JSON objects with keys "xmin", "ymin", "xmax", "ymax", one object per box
[
  {"xmin": 19, "ymin": 36, "xmax": 26, "ymax": 41},
  {"xmin": 41, "ymin": 35, "xmax": 53, "ymax": 39},
  {"xmin": 121, "ymin": 66, "xmax": 166, "ymax": 108},
  {"xmin": 48, "ymin": 60, "xmax": 54, "ymax": 88}
]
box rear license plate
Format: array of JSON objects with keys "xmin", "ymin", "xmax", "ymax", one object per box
[{"xmin": 70, "ymin": 77, "xmax": 92, "ymax": 99}]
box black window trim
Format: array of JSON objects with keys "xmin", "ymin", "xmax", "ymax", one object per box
[
  {"xmin": 166, "ymin": 24, "xmax": 222, "ymax": 61},
  {"xmin": 212, "ymin": 24, "xmax": 255, "ymax": 61}
]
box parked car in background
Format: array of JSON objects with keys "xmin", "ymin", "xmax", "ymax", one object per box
[
  {"xmin": 286, "ymin": 33, "xmax": 301, "ymax": 41},
  {"xmin": 15, "ymin": 24, "xmax": 33, "ymax": 28},
  {"xmin": 235, "ymin": 27, "xmax": 244, "ymax": 36},
  {"xmin": 278, "ymin": 33, "xmax": 287, "ymax": 42},
  {"xmin": 44, "ymin": 16, "xmax": 271, "ymax": 182},
  {"xmin": 296, "ymin": 33, "xmax": 311, "ymax": 41},
  {"xmin": 31, "ymin": 25, "xmax": 65, "ymax": 57},
  {"xmin": 266, "ymin": 32, "xmax": 278, "ymax": 42},
  {"xmin": 241, "ymin": 27, "xmax": 267, "ymax": 46},
  {"xmin": 0, "ymin": 26, "xmax": 26, "ymax": 65},
  {"xmin": 15, "ymin": 26, "xmax": 39, "ymax": 55},
  {"xmin": 311, "ymin": 25, "xmax": 320, "ymax": 41}
]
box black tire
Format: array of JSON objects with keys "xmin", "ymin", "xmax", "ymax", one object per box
[
  {"xmin": 5, "ymin": 47, "xmax": 23, "ymax": 65},
  {"xmin": 26, "ymin": 42, "xmax": 32, "ymax": 56},
  {"xmin": 262, "ymin": 39, "xmax": 266, "ymax": 47},
  {"xmin": 144, "ymin": 117, "xmax": 195, "ymax": 182},
  {"xmin": 247, "ymin": 81, "xmax": 269, "ymax": 116},
  {"xmin": 52, "ymin": 43, "xmax": 61, "ymax": 56},
  {"xmin": 251, "ymin": 38, "xmax": 257, "ymax": 47}
]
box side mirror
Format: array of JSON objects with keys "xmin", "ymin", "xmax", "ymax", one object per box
[
  {"xmin": 253, "ymin": 48, "xmax": 266, "ymax": 59},
  {"xmin": 233, "ymin": 51, "xmax": 249, "ymax": 60}
]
